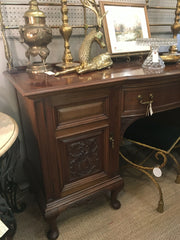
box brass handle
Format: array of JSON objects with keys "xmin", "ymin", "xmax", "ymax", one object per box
[
  {"xmin": 138, "ymin": 93, "xmax": 153, "ymax": 105},
  {"xmin": 109, "ymin": 136, "xmax": 115, "ymax": 149},
  {"xmin": 138, "ymin": 93, "xmax": 154, "ymax": 116}
]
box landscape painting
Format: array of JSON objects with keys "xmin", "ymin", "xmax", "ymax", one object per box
[{"xmin": 100, "ymin": 2, "xmax": 151, "ymax": 56}]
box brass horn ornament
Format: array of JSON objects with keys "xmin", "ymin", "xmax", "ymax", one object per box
[{"xmin": 19, "ymin": 0, "xmax": 52, "ymax": 73}]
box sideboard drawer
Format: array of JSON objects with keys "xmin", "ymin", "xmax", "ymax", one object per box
[
  {"xmin": 56, "ymin": 100, "xmax": 106, "ymax": 126},
  {"xmin": 49, "ymin": 89, "xmax": 110, "ymax": 129},
  {"xmin": 122, "ymin": 82, "xmax": 180, "ymax": 116}
]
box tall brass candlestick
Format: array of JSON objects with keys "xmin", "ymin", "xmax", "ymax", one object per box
[
  {"xmin": 170, "ymin": 0, "xmax": 180, "ymax": 54},
  {"xmin": 161, "ymin": 0, "xmax": 180, "ymax": 63},
  {"xmin": 57, "ymin": 0, "xmax": 78, "ymax": 69}
]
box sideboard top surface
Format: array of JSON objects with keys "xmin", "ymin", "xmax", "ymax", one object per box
[{"xmin": 5, "ymin": 62, "xmax": 180, "ymax": 98}]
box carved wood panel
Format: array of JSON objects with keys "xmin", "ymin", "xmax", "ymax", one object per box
[
  {"xmin": 67, "ymin": 136, "xmax": 99, "ymax": 182},
  {"xmin": 58, "ymin": 129, "xmax": 107, "ymax": 184}
]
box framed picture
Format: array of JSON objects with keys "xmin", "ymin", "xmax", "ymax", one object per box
[{"xmin": 99, "ymin": 1, "xmax": 151, "ymax": 57}]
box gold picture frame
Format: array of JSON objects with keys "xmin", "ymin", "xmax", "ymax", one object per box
[{"xmin": 100, "ymin": 1, "xmax": 151, "ymax": 57}]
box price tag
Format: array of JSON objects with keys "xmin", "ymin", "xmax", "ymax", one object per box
[
  {"xmin": 45, "ymin": 71, "xmax": 55, "ymax": 76},
  {"xmin": 152, "ymin": 50, "xmax": 159, "ymax": 63},
  {"xmin": 0, "ymin": 219, "xmax": 8, "ymax": 238},
  {"xmin": 149, "ymin": 102, "xmax": 153, "ymax": 116},
  {"xmin": 153, "ymin": 167, "xmax": 162, "ymax": 178}
]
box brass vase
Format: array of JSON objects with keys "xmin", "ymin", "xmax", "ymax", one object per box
[{"xmin": 19, "ymin": 0, "xmax": 52, "ymax": 73}]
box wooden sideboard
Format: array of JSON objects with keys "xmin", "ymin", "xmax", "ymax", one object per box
[{"xmin": 5, "ymin": 62, "xmax": 180, "ymax": 239}]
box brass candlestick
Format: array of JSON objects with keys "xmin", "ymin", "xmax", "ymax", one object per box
[
  {"xmin": 170, "ymin": 0, "xmax": 180, "ymax": 53},
  {"xmin": 161, "ymin": 0, "xmax": 180, "ymax": 62},
  {"xmin": 55, "ymin": 0, "xmax": 113, "ymax": 76},
  {"xmin": 56, "ymin": 0, "xmax": 79, "ymax": 69}
]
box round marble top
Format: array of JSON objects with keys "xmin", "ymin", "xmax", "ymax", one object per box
[{"xmin": 0, "ymin": 112, "xmax": 19, "ymax": 157}]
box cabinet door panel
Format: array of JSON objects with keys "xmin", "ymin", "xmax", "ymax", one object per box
[
  {"xmin": 57, "ymin": 127, "xmax": 109, "ymax": 196},
  {"xmin": 43, "ymin": 89, "xmax": 111, "ymax": 197}
]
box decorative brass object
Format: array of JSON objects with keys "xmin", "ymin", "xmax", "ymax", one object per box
[
  {"xmin": 119, "ymin": 150, "xmax": 165, "ymax": 213},
  {"xmin": 138, "ymin": 93, "xmax": 153, "ymax": 105},
  {"xmin": 56, "ymin": 0, "xmax": 78, "ymax": 70},
  {"xmin": 109, "ymin": 136, "xmax": 115, "ymax": 149},
  {"xmin": 55, "ymin": 0, "xmax": 113, "ymax": 76},
  {"xmin": 170, "ymin": 0, "xmax": 180, "ymax": 54},
  {"xmin": 138, "ymin": 93, "xmax": 153, "ymax": 116},
  {"xmin": 0, "ymin": 2, "xmax": 14, "ymax": 72},
  {"xmin": 19, "ymin": 0, "xmax": 52, "ymax": 73},
  {"xmin": 161, "ymin": 0, "xmax": 180, "ymax": 63}
]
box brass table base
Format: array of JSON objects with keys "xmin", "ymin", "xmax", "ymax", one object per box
[{"xmin": 119, "ymin": 147, "xmax": 180, "ymax": 213}]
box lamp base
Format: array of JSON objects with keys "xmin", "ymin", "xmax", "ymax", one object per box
[
  {"xmin": 26, "ymin": 62, "xmax": 53, "ymax": 74},
  {"xmin": 142, "ymin": 49, "xmax": 165, "ymax": 72}
]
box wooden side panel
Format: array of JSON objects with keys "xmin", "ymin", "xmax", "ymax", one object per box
[{"xmin": 16, "ymin": 93, "xmax": 45, "ymax": 201}]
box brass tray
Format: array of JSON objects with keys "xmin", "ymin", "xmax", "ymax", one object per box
[{"xmin": 160, "ymin": 54, "xmax": 180, "ymax": 63}]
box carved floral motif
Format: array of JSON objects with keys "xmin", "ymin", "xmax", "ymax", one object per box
[{"xmin": 67, "ymin": 137, "xmax": 100, "ymax": 182}]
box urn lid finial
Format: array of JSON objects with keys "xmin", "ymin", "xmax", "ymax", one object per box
[{"xmin": 24, "ymin": 0, "xmax": 46, "ymax": 19}]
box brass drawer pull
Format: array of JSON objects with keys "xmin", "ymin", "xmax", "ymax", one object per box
[
  {"xmin": 109, "ymin": 136, "xmax": 115, "ymax": 149},
  {"xmin": 138, "ymin": 93, "xmax": 154, "ymax": 116},
  {"xmin": 138, "ymin": 93, "xmax": 153, "ymax": 105}
]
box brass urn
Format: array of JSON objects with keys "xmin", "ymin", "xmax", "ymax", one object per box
[{"xmin": 19, "ymin": 0, "xmax": 52, "ymax": 73}]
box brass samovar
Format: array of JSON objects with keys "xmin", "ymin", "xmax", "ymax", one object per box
[{"xmin": 19, "ymin": 0, "xmax": 52, "ymax": 73}]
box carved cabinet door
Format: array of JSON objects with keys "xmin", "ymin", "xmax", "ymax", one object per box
[{"xmin": 44, "ymin": 88, "xmax": 113, "ymax": 198}]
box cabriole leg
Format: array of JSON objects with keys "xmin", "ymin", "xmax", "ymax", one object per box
[{"xmin": 46, "ymin": 215, "xmax": 59, "ymax": 240}]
